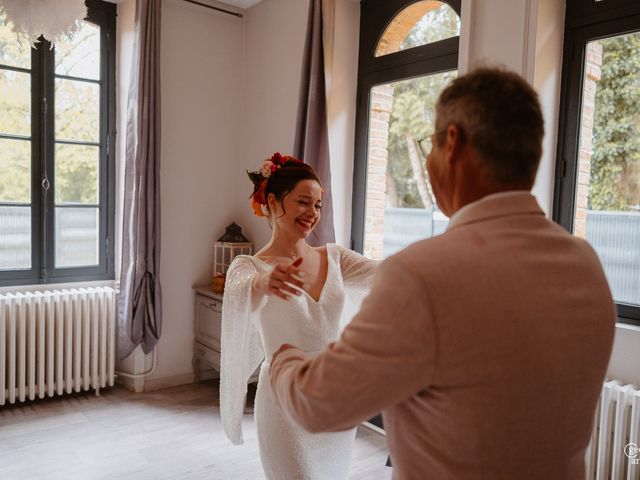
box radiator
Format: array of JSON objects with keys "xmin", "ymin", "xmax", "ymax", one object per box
[
  {"xmin": 0, "ymin": 287, "xmax": 116, "ymax": 406},
  {"xmin": 586, "ymin": 380, "xmax": 640, "ymax": 480}
]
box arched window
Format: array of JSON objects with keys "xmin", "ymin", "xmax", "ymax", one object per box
[
  {"xmin": 351, "ymin": 0, "xmax": 461, "ymax": 259},
  {"xmin": 375, "ymin": 1, "xmax": 460, "ymax": 57}
]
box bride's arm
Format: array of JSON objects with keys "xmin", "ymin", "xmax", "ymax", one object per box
[
  {"xmin": 220, "ymin": 255, "xmax": 306, "ymax": 445},
  {"xmin": 220, "ymin": 257, "xmax": 265, "ymax": 445},
  {"xmin": 336, "ymin": 244, "xmax": 381, "ymax": 290}
]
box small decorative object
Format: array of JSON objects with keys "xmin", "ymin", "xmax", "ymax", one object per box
[
  {"xmin": 212, "ymin": 222, "xmax": 253, "ymax": 293},
  {"xmin": 0, "ymin": 0, "xmax": 87, "ymax": 47},
  {"xmin": 211, "ymin": 273, "xmax": 226, "ymax": 294}
]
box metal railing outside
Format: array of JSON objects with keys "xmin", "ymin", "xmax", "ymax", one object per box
[{"xmin": 382, "ymin": 207, "xmax": 639, "ymax": 306}]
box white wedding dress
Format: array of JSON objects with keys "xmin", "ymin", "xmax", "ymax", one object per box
[{"xmin": 220, "ymin": 243, "xmax": 377, "ymax": 480}]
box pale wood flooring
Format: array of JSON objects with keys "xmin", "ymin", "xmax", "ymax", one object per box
[{"xmin": 0, "ymin": 381, "xmax": 392, "ymax": 480}]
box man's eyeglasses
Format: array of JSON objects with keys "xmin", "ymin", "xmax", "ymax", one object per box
[
  {"xmin": 417, "ymin": 136, "xmax": 433, "ymax": 159},
  {"xmin": 418, "ymin": 127, "xmax": 454, "ymax": 159}
]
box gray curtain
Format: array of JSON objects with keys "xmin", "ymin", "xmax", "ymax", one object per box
[
  {"xmin": 294, "ymin": 0, "xmax": 335, "ymax": 245},
  {"xmin": 118, "ymin": 0, "xmax": 162, "ymax": 360}
]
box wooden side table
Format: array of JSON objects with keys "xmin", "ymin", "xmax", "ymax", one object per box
[
  {"xmin": 193, "ymin": 286, "xmax": 223, "ymax": 383},
  {"xmin": 192, "ymin": 286, "xmax": 259, "ymax": 384}
]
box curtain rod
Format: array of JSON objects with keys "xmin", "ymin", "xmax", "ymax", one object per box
[{"xmin": 182, "ymin": 0, "xmax": 244, "ymax": 18}]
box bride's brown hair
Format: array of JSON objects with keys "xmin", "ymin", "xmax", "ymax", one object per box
[{"xmin": 265, "ymin": 161, "xmax": 321, "ymax": 216}]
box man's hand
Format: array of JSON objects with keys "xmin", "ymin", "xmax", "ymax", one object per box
[{"xmin": 272, "ymin": 343, "xmax": 297, "ymax": 361}]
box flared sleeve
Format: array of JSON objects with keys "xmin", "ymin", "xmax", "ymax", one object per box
[
  {"xmin": 220, "ymin": 256, "xmax": 266, "ymax": 445},
  {"xmin": 335, "ymin": 244, "xmax": 379, "ymax": 292},
  {"xmin": 334, "ymin": 245, "xmax": 380, "ymax": 324}
]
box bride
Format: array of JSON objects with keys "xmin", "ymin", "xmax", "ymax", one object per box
[{"xmin": 220, "ymin": 153, "xmax": 378, "ymax": 479}]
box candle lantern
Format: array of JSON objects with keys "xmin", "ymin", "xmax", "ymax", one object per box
[{"xmin": 212, "ymin": 222, "xmax": 253, "ymax": 293}]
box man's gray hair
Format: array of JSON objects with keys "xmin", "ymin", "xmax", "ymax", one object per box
[{"xmin": 436, "ymin": 67, "xmax": 545, "ymax": 187}]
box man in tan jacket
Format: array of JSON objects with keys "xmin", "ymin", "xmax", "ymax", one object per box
[{"xmin": 269, "ymin": 68, "xmax": 616, "ymax": 479}]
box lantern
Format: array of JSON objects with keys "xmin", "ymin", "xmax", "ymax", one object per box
[{"xmin": 212, "ymin": 223, "xmax": 253, "ymax": 293}]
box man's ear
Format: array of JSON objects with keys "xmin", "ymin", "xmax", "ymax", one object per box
[{"xmin": 444, "ymin": 124, "xmax": 464, "ymax": 166}]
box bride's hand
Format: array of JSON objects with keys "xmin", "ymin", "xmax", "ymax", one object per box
[{"xmin": 254, "ymin": 257, "xmax": 306, "ymax": 300}]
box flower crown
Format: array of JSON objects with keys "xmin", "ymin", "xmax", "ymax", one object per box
[{"xmin": 247, "ymin": 152, "xmax": 303, "ymax": 217}]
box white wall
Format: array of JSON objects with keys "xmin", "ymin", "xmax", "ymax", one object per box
[
  {"xmin": 122, "ymin": 0, "xmax": 244, "ymax": 389},
  {"xmin": 326, "ymin": 0, "xmax": 361, "ymax": 247},
  {"xmin": 532, "ymin": 0, "xmax": 565, "ymax": 215},
  {"xmin": 459, "ymin": 0, "xmax": 538, "ymax": 80},
  {"xmin": 235, "ymin": 0, "xmax": 310, "ymax": 250},
  {"xmin": 460, "ymin": 0, "xmax": 549, "ymax": 211},
  {"xmin": 608, "ymin": 325, "xmax": 640, "ymax": 385},
  {"xmin": 237, "ymin": 0, "xmax": 360, "ymax": 249}
]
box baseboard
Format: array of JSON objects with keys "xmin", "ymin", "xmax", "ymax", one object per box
[
  {"xmin": 116, "ymin": 367, "xmax": 220, "ymax": 393},
  {"xmin": 116, "ymin": 375, "xmax": 145, "ymax": 393},
  {"xmin": 199, "ymin": 369, "xmax": 220, "ymax": 382},
  {"xmin": 143, "ymin": 372, "xmax": 196, "ymax": 392},
  {"xmin": 115, "ymin": 346, "xmax": 150, "ymax": 393}
]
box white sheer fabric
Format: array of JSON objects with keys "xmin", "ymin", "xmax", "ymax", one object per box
[{"xmin": 220, "ymin": 243, "xmax": 377, "ymax": 479}]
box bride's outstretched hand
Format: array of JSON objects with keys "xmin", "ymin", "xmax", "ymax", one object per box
[{"xmin": 254, "ymin": 257, "xmax": 306, "ymax": 300}]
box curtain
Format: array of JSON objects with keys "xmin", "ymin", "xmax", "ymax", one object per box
[
  {"xmin": 118, "ymin": 0, "xmax": 162, "ymax": 360},
  {"xmin": 294, "ymin": 0, "xmax": 335, "ymax": 246}
]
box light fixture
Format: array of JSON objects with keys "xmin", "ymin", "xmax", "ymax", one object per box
[{"xmin": 0, "ymin": 0, "xmax": 87, "ymax": 47}]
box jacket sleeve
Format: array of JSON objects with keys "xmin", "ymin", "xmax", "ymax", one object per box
[{"xmin": 220, "ymin": 256, "xmax": 265, "ymax": 445}]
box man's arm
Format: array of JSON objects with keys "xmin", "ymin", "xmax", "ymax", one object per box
[{"xmin": 269, "ymin": 255, "xmax": 437, "ymax": 433}]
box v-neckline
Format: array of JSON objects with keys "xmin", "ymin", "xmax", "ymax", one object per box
[{"xmin": 252, "ymin": 244, "xmax": 332, "ymax": 304}]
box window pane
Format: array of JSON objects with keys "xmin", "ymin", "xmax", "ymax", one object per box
[
  {"xmin": 55, "ymin": 144, "xmax": 99, "ymax": 204},
  {"xmin": 55, "ymin": 21, "xmax": 100, "ymax": 80},
  {"xmin": 0, "ymin": 14, "xmax": 31, "ymax": 69},
  {"xmin": 574, "ymin": 33, "xmax": 640, "ymax": 306},
  {"xmin": 364, "ymin": 70, "xmax": 456, "ymax": 259},
  {"xmin": 0, "ymin": 206, "xmax": 31, "ymax": 270},
  {"xmin": 0, "ymin": 68, "xmax": 31, "ymax": 136},
  {"xmin": 55, "ymin": 207, "xmax": 99, "ymax": 268},
  {"xmin": 0, "ymin": 138, "xmax": 31, "ymax": 203},
  {"xmin": 375, "ymin": 1, "xmax": 460, "ymax": 57},
  {"xmin": 55, "ymin": 78, "xmax": 99, "ymax": 142}
]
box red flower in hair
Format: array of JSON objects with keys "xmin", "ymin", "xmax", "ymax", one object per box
[{"xmin": 271, "ymin": 152, "xmax": 283, "ymax": 165}]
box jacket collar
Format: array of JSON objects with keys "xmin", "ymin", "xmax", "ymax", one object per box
[{"xmin": 446, "ymin": 191, "xmax": 545, "ymax": 231}]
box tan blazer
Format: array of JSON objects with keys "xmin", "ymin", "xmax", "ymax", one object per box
[{"xmin": 269, "ymin": 192, "xmax": 616, "ymax": 480}]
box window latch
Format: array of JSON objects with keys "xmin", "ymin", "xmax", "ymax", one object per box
[{"xmin": 41, "ymin": 177, "xmax": 50, "ymax": 191}]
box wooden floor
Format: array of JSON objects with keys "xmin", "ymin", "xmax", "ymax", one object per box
[{"xmin": 0, "ymin": 381, "xmax": 392, "ymax": 480}]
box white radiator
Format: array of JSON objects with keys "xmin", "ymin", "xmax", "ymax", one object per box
[
  {"xmin": 0, "ymin": 287, "xmax": 116, "ymax": 406},
  {"xmin": 586, "ymin": 380, "xmax": 640, "ymax": 480}
]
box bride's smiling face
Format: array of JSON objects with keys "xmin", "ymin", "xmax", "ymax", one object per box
[{"xmin": 268, "ymin": 180, "xmax": 323, "ymax": 238}]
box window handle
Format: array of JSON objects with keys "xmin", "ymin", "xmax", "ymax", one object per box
[{"xmin": 41, "ymin": 177, "xmax": 50, "ymax": 191}]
